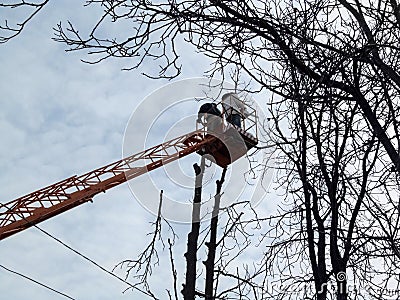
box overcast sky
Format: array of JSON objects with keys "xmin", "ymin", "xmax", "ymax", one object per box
[{"xmin": 0, "ymin": 2, "xmax": 276, "ymax": 299}]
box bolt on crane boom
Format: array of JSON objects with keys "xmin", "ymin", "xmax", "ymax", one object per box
[{"xmin": 0, "ymin": 100, "xmax": 258, "ymax": 241}]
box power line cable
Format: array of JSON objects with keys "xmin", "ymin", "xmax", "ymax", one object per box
[
  {"xmin": 33, "ymin": 224, "xmax": 156, "ymax": 298},
  {"xmin": 0, "ymin": 263, "xmax": 76, "ymax": 300},
  {"xmin": 0, "ymin": 202, "xmax": 156, "ymax": 299}
]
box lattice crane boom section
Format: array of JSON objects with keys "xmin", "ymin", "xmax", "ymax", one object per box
[{"xmin": 0, "ymin": 130, "xmax": 215, "ymax": 240}]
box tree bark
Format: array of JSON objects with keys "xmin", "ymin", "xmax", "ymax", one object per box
[
  {"xmin": 182, "ymin": 156, "xmax": 206, "ymax": 300},
  {"xmin": 204, "ymin": 168, "xmax": 227, "ymax": 300}
]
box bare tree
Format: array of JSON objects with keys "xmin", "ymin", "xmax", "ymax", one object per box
[
  {"xmin": 0, "ymin": 0, "xmax": 49, "ymax": 43},
  {"xmin": 111, "ymin": 156, "xmax": 263, "ymax": 299},
  {"xmin": 262, "ymin": 66, "xmax": 400, "ymax": 299},
  {"xmin": 2, "ymin": 1, "xmax": 400, "ymax": 170},
  {"xmin": 113, "ymin": 190, "xmax": 176, "ymax": 298},
  {"xmin": 20, "ymin": 0, "xmax": 394, "ymax": 173},
  {"xmin": 4, "ymin": 1, "xmax": 400, "ymax": 299}
]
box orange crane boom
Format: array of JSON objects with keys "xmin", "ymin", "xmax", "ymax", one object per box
[
  {"xmin": 0, "ymin": 98, "xmax": 259, "ymax": 241},
  {"xmin": 0, "ymin": 130, "xmax": 217, "ymax": 240}
]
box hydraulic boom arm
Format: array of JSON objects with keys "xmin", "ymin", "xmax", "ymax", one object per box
[{"xmin": 0, "ymin": 130, "xmax": 216, "ymax": 241}]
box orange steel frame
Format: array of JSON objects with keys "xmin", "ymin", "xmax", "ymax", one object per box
[{"xmin": 0, "ymin": 130, "xmax": 216, "ymax": 241}]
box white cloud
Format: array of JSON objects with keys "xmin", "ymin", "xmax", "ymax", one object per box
[{"xmin": 0, "ymin": 1, "xmax": 278, "ymax": 299}]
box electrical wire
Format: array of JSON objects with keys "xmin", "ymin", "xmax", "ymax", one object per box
[
  {"xmin": 32, "ymin": 224, "xmax": 155, "ymax": 298},
  {"xmin": 0, "ymin": 264, "xmax": 76, "ymax": 300},
  {"xmin": 0, "ymin": 202, "xmax": 156, "ymax": 299}
]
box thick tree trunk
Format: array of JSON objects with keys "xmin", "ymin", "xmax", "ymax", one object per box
[{"xmin": 182, "ymin": 156, "xmax": 206, "ymax": 300}]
